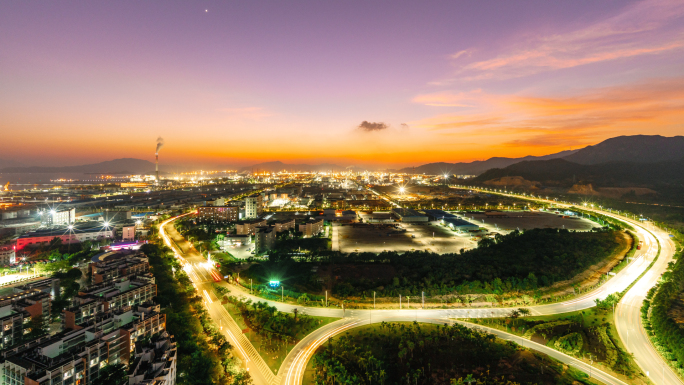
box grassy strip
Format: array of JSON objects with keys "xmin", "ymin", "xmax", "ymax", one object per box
[
  {"xmin": 305, "ymin": 322, "xmax": 601, "ymax": 385},
  {"xmin": 641, "ymin": 236, "xmax": 684, "ymax": 379},
  {"xmin": 463, "ymin": 309, "xmax": 651, "ymax": 385},
  {"xmin": 215, "ymin": 290, "xmax": 339, "ymax": 375}
]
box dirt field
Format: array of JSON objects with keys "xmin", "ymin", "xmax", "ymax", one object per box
[
  {"xmin": 336, "ymin": 211, "xmax": 597, "ymax": 254},
  {"xmin": 466, "ymin": 211, "xmax": 597, "ymax": 234},
  {"xmin": 337, "ymin": 220, "xmax": 477, "ymax": 254}
]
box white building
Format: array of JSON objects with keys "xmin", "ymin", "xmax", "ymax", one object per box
[
  {"xmin": 43, "ymin": 208, "xmax": 76, "ymax": 226},
  {"xmin": 244, "ymin": 194, "xmax": 263, "ymax": 219}
]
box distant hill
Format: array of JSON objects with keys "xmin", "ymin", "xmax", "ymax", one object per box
[
  {"xmin": 473, "ymin": 157, "xmax": 684, "ymax": 190},
  {"xmin": 563, "ymin": 135, "xmax": 684, "ymax": 165},
  {"xmin": 398, "ymin": 149, "xmax": 579, "ymax": 176},
  {"xmin": 240, "ymin": 161, "xmax": 349, "ymax": 173},
  {"xmin": 0, "ymin": 159, "xmax": 25, "ymax": 169},
  {"xmin": 0, "ymin": 158, "xmax": 158, "ymax": 174}
]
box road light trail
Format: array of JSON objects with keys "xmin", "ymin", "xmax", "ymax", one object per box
[{"xmin": 160, "ymin": 200, "xmax": 682, "ymax": 385}]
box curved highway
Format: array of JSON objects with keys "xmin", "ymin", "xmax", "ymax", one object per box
[{"xmin": 160, "ymin": 198, "xmax": 681, "ymax": 385}]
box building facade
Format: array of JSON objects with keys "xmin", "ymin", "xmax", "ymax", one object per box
[
  {"xmin": 197, "ymin": 206, "xmax": 239, "ymax": 223},
  {"xmin": 254, "ymin": 226, "xmax": 276, "ymax": 254},
  {"xmin": 244, "ymin": 194, "xmax": 263, "ymax": 219}
]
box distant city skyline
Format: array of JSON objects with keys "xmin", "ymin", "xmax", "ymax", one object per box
[{"xmin": 2, "ymin": 0, "xmax": 684, "ymax": 168}]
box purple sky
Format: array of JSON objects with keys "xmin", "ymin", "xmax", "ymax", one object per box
[{"xmin": 1, "ymin": 0, "xmax": 683, "ymax": 168}]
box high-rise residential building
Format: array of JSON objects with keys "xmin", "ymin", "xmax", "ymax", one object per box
[
  {"xmin": 254, "ymin": 226, "xmax": 276, "ymax": 254},
  {"xmin": 243, "ymin": 194, "xmax": 263, "ymax": 219}
]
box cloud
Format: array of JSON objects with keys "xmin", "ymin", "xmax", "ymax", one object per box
[
  {"xmin": 451, "ymin": 50, "xmax": 470, "ymax": 60},
  {"xmin": 448, "ymin": 0, "xmax": 684, "ymax": 81},
  {"xmin": 358, "ymin": 121, "xmax": 389, "ymax": 132},
  {"xmin": 411, "ymin": 77, "xmax": 684, "ymax": 149}
]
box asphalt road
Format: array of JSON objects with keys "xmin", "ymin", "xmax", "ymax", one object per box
[{"xmin": 161, "ymin": 202, "xmax": 681, "ymax": 385}]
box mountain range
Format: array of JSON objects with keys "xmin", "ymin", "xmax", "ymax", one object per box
[
  {"xmin": 395, "ymin": 150, "xmax": 579, "ymax": 176},
  {"xmin": 0, "ymin": 158, "xmax": 159, "ymax": 174},
  {"xmin": 2, "ymin": 135, "xmax": 682, "ymax": 180},
  {"xmin": 471, "ymin": 135, "xmax": 684, "ymax": 199}
]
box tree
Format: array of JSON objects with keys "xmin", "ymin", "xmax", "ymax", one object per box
[
  {"xmin": 24, "ymin": 315, "xmax": 47, "ymax": 340},
  {"xmin": 99, "ymin": 364, "xmax": 128, "ymax": 385},
  {"xmin": 517, "ymin": 308, "xmax": 531, "ymax": 317}
]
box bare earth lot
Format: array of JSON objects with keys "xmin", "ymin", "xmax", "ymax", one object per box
[{"xmin": 337, "ymin": 211, "xmax": 598, "ymax": 254}]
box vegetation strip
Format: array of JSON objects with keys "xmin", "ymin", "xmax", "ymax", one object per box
[{"xmin": 641, "ymin": 237, "xmax": 684, "ymax": 379}]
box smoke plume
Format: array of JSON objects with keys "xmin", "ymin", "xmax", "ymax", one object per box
[{"xmin": 155, "ymin": 137, "xmax": 164, "ymax": 154}]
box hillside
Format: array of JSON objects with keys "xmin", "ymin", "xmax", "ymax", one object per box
[
  {"xmin": 0, "ymin": 158, "xmax": 158, "ymax": 174},
  {"xmin": 473, "ymin": 158, "xmax": 684, "ymax": 191},
  {"xmin": 399, "ymin": 149, "xmax": 578, "ymax": 175},
  {"xmin": 563, "ymin": 135, "xmax": 684, "ymax": 165}
]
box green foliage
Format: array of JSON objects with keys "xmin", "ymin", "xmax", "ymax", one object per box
[
  {"xmin": 592, "ymin": 326, "xmax": 618, "ymax": 367},
  {"xmin": 312, "ymin": 322, "xmax": 592, "ymax": 385},
  {"xmin": 642, "ymin": 246, "xmax": 684, "ymax": 377},
  {"xmin": 335, "ymin": 228, "xmax": 623, "ymax": 297},
  {"xmin": 139, "ymin": 243, "xmax": 250, "ymax": 385},
  {"xmin": 224, "ymin": 296, "xmax": 322, "ymax": 342},
  {"xmin": 554, "ymin": 332, "xmax": 584, "ymax": 355},
  {"xmin": 523, "ymin": 320, "xmax": 572, "ymax": 338},
  {"xmin": 594, "ymin": 293, "xmax": 620, "ymax": 311},
  {"xmin": 99, "ymin": 364, "xmax": 128, "ymax": 385}
]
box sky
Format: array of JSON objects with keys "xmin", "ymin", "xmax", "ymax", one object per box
[{"xmin": 1, "ymin": 0, "xmax": 683, "ymax": 169}]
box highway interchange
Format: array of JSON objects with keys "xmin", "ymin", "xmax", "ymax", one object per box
[{"xmin": 159, "ymin": 193, "xmax": 681, "ymax": 385}]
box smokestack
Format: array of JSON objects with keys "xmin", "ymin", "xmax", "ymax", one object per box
[{"xmin": 155, "ymin": 137, "xmax": 164, "ymax": 185}]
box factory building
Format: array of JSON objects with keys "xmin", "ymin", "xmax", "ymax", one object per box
[
  {"xmin": 42, "ymin": 208, "xmax": 76, "ymax": 226},
  {"xmin": 391, "ymin": 208, "xmax": 428, "ymax": 222},
  {"xmin": 442, "ymin": 218, "xmax": 480, "ymax": 232},
  {"xmin": 15, "ymin": 225, "xmax": 116, "ymax": 250}
]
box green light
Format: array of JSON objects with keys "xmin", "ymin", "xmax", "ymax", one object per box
[{"xmin": 269, "ymin": 280, "xmax": 280, "ymax": 287}]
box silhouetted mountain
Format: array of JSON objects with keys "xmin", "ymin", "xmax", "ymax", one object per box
[
  {"xmin": 0, "ymin": 158, "xmax": 158, "ymax": 174},
  {"xmin": 398, "ymin": 150, "xmax": 579, "ymax": 175},
  {"xmin": 240, "ymin": 161, "xmax": 349, "ymax": 173},
  {"xmin": 563, "ymin": 135, "xmax": 684, "ymax": 165},
  {"xmin": 473, "ymin": 158, "xmax": 684, "ymax": 189},
  {"xmin": 0, "ymin": 159, "xmax": 25, "ymax": 169}
]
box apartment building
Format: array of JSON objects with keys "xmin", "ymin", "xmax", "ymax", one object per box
[
  {"xmin": 244, "ymin": 194, "xmax": 263, "ymax": 219},
  {"xmin": 197, "ymin": 206, "xmax": 239, "ymax": 223},
  {"xmin": 235, "ymin": 219, "xmax": 266, "ymax": 236},
  {"xmin": 299, "ymin": 218, "xmax": 324, "ymax": 237}
]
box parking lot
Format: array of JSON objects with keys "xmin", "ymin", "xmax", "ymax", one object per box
[
  {"xmin": 335, "ymin": 211, "xmax": 597, "ymax": 255},
  {"xmin": 337, "ymin": 214, "xmax": 477, "ymax": 254},
  {"xmin": 465, "ymin": 211, "xmax": 597, "ymax": 234}
]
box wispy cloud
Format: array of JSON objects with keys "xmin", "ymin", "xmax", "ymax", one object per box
[
  {"xmin": 412, "ymin": 77, "xmax": 684, "ymax": 149},
  {"xmin": 450, "ymin": 0, "xmax": 684, "ymax": 81}
]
